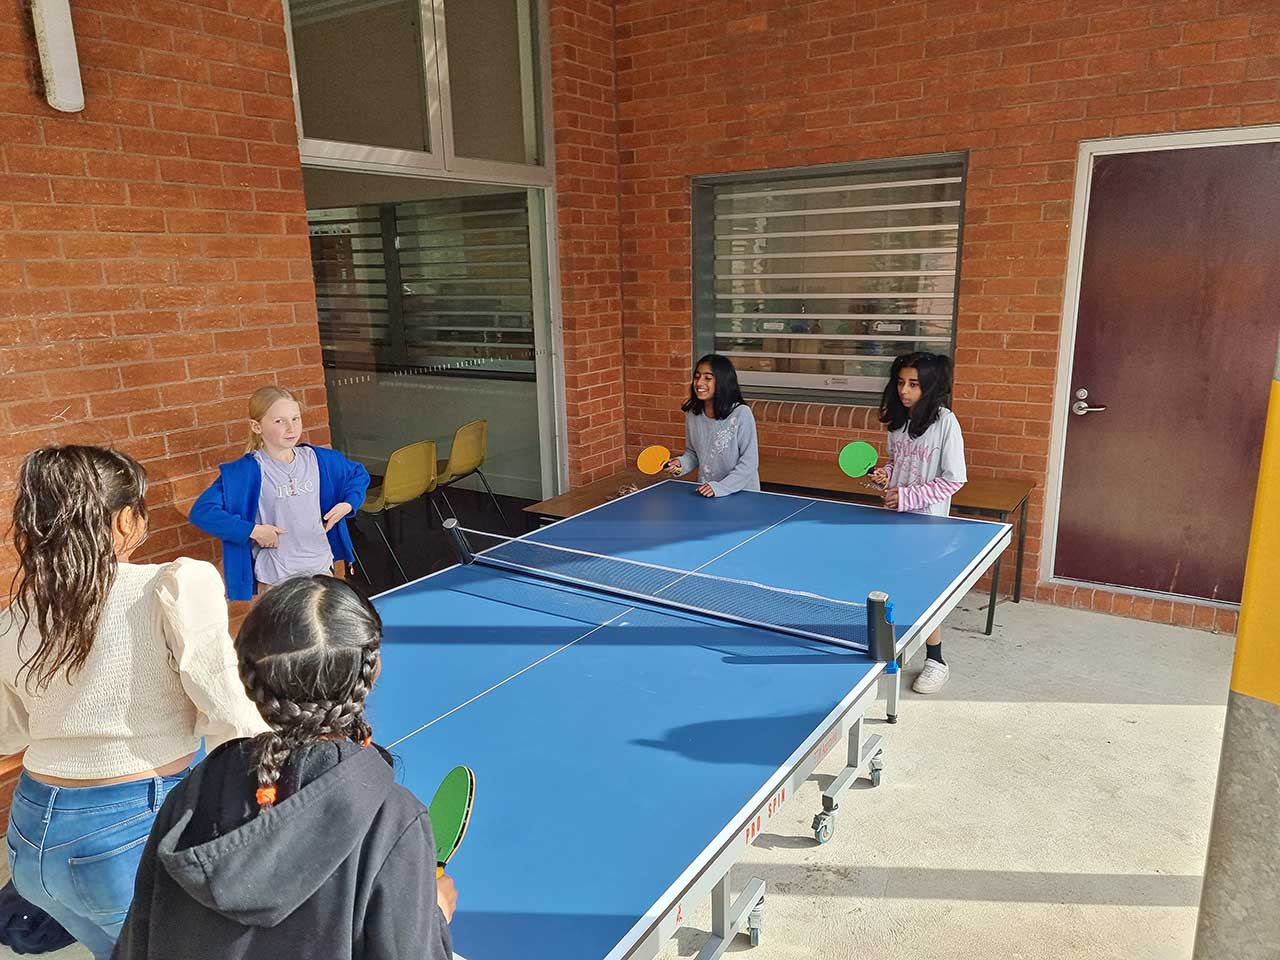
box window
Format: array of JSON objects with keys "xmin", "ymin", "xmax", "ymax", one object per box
[
  {"xmin": 285, "ymin": 0, "xmax": 562, "ymax": 506},
  {"xmin": 287, "ymin": 0, "xmax": 433, "ymax": 153},
  {"xmin": 440, "ymin": 0, "xmax": 541, "ymax": 165},
  {"xmin": 693, "ymin": 155, "xmax": 965, "ymax": 401},
  {"xmin": 308, "ymin": 182, "xmax": 537, "ymax": 379},
  {"xmin": 285, "ymin": 0, "xmax": 546, "ymax": 179},
  {"xmin": 304, "ymin": 169, "xmax": 556, "ymax": 503}
]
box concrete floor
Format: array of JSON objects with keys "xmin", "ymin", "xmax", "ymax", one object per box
[
  {"xmin": 657, "ymin": 593, "xmax": 1233, "ymax": 960},
  {"xmin": 0, "ymin": 592, "xmax": 1233, "ymax": 960}
]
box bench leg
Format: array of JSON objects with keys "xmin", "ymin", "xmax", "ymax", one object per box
[
  {"xmin": 1014, "ymin": 500, "xmax": 1029, "ymax": 603},
  {"xmin": 986, "ymin": 552, "xmax": 1000, "ymax": 636}
]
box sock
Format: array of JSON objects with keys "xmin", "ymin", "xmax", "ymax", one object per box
[{"xmin": 926, "ymin": 642, "xmax": 945, "ymax": 665}]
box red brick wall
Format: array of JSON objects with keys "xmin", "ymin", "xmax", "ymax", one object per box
[
  {"xmin": 0, "ymin": 0, "xmax": 327, "ymax": 587},
  {"xmin": 549, "ymin": 0, "xmax": 627, "ymax": 485},
  {"xmin": 599, "ymin": 0, "xmax": 1278, "ymax": 630}
]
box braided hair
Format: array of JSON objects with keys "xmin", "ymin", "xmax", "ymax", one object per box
[{"xmin": 236, "ymin": 575, "xmax": 382, "ymax": 810}]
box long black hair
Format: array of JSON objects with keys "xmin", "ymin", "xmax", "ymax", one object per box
[
  {"xmin": 8, "ymin": 446, "xmax": 149, "ymax": 693},
  {"xmin": 681, "ymin": 353, "xmax": 747, "ymax": 419},
  {"xmin": 880, "ymin": 352, "xmax": 953, "ymax": 439},
  {"xmin": 237, "ymin": 575, "xmax": 382, "ymax": 810}
]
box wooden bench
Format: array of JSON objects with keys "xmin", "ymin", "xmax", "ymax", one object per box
[{"xmin": 524, "ymin": 456, "xmax": 1034, "ymax": 636}]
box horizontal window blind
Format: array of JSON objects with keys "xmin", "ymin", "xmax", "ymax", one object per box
[
  {"xmin": 696, "ymin": 159, "xmax": 965, "ymax": 399},
  {"xmin": 308, "ymin": 192, "xmax": 535, "ymax": 379}
]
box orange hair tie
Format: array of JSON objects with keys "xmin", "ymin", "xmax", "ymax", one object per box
[
  {"xmin": 255, "ymin": 786, "xmax": 277, "ymax": 807},
  {"xmin": 360, "ymin": 736, "xmax": 372, "ymax": 747}
]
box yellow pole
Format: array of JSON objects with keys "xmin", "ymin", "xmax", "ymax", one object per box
[
  {"xmin": 1224, "ymin": 376, "xmax": 1280, "ymax": 706},
  {"xmin": 1193, "ymin": 347, "xmax": 1280, "ymax": 958}
]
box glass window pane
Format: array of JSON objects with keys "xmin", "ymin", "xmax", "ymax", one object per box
[
  {"xmin": 289, "ymin": 0, "xmax": 430, "ymax": 152},
  {"xmin": 303, "ymin": 169, "xmax": 549, "ymax": 566},
  {"xmin": 443, "ymin": 0, "xmax": 542, "ymax": 164},
  {"xmin": 305, "ymin": 169, "xmax": 536, "ymax": 376},
  {"xmin": 397, "ymin": 195, "xmax": 536, "ymax": 374},
  {"xmin": 697, "ymin": 162, "xmax": 964, "ymax": 397}
]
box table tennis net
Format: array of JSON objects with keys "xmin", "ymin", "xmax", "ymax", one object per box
[{"xmin": 458, "ymin": 529, "xmax": 870, "ymax": 652}]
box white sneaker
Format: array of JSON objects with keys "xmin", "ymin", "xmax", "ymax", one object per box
[{"xmin": 912, "ymin": 659, "xmax": 950, "ymax": 694}]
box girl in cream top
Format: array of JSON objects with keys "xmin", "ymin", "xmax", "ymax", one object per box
[
  {"xmin": 0, "ymin": 445, "xmax": 265, "ymax": 960},
  {"xmin": 0, "ymin": 557, "xmax": 267, "ymax": 777}
]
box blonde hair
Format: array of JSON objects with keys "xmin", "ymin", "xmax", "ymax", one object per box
[{"xmin": 247, "ymin": 386, "xmax": 302, "ymax": 452}]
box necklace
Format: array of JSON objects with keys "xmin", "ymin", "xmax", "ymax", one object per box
[
  {"xmin": 266, "ymin": 448, "xmax": 300, "ymax": 496},
  {"xmin": 283, "ymin": 453, "xmax": 298, "ymax": 496}
]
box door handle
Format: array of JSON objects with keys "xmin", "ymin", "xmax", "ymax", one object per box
[{"xmin": 1071, "ymin": 400, "xmax": 1107, "ymax": 416}]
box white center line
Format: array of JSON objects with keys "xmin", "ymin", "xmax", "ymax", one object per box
[{"xmin": 389, "ymin": 497, "xmax": 819, "ymax": 747}]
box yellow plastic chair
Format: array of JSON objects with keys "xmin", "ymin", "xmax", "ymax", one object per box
[
  {"xmin": 358, "ymin": 440, "xmax": 444, "ymax": 583},
  {"xmin": 436, "ymin": 419, "xmax": 510, "ymax": 530}
]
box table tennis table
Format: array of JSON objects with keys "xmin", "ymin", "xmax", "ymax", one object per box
[{"xmin": 367, "ymin": 480, "xmax": 1011, "ymax": 960}]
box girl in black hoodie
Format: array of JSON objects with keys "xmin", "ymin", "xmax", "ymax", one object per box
[{"xmin": 112, "ymin": 576, "xmax": 456, "ymax": 959}]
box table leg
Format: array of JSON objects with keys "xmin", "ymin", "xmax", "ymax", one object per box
[
  {"xmin": 881, "ymin": 665, "xmax": 900, "ymax": 724},
  {"xmin": 696, "ymin": 876, "xmax": 766, "ymax": 958},
  {"xmin": 812, "ymin": 718, "xmax": 885, "ymax": 844}
]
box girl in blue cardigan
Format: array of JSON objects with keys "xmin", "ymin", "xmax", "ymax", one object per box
[{"xmin": 189, "ymin": 387, "xmax": 369, "ymax": 601}]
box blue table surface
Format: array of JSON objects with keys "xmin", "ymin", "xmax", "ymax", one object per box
[{"xmin": 367, "ymin": 482, "xmax": 1008, "ymax": 959}]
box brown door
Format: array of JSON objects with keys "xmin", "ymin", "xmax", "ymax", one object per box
[{"xmin": 1055, "ymin": 142, "xmax": 1280, "ymax": 603}]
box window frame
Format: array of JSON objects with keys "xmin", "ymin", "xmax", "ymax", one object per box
[{"xmin": 691, "ymin": 152, "xmax": 968, "ymax": 406}]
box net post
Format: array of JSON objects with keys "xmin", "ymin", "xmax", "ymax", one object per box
[
  {"xmin": 866, "ymin": 591, "xmax": 896, "ymax": 662},
  {"xmin": 443, "ymin": 518, "xmax": 474, "ymax": 565}
]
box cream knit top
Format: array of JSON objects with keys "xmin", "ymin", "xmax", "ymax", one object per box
[{"xmin": 0, "ymin": 558, "xmax": 268, "ymax": 779}]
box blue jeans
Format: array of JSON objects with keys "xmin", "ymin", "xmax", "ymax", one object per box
[{"xmin": 5, "ymin": 769, "xmax": 189, "ymax": 960}]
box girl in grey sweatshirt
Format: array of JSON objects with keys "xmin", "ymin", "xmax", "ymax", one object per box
[{"xmin": 665, "ymin": 354, "xmax": 760, "ymax": 497}]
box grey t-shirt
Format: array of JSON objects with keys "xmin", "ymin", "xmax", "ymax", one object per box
[
  {"xmin": 885, "ymin": 407, "xmax": 967, "ymax": 517},
  {"xmin": 253, "ymin": 446, "xmax": 334, "ymax": 585},
  {"xmin": 677, "ymin": 404, "xmax": 761, "ymax": 496}
]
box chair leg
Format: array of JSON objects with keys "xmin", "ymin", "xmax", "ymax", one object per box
[
  {"xmin": 373, "ymin": 512, "xmax": 408, "ymax": 584},
  {"xmin": 438, "ymin": 487, "xmax": 459, "ymax": 521},
  {"xmin": 349, "ymin": 540, "xmax": 367, "ymax": 584},
  {"xmin": 427, "ymin": 492, "xmax": 448, "ymax": 527},
  {"xmin": 476, "ymin": 469, "xmax": 511, "ymax": 531}
]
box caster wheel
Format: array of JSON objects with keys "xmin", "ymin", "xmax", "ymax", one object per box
[
  {"xmin": 812, "ymin": 812, "xmax": 834, "ymax": 844},
  {"xmin": 747, "ymin": 898, "xmax": 764, "ymax": 947}
]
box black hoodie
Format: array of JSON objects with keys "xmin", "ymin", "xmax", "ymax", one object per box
[{"xmin": 112, "ymin": 738, "xmax": 452, "ymax": 960}]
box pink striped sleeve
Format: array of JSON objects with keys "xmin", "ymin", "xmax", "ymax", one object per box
[{"xmin": 897, "ymin": 477, "xmax": 963, "ymax": 512}]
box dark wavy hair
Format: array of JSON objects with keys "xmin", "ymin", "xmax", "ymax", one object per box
[
  {"xmin": 681, "ymin": 353, "xmax": 747, "ymax": 420},
  {"xmin": 237, "ymin": 575, "xmax": 382, "ymax": 810},
  {"xmin": 8, "ymin": 446, "xmax": 148, "ymax": 693},
  {"xmin": 880, "ymin": 352, "xmax": 954, "ymax": 439}
]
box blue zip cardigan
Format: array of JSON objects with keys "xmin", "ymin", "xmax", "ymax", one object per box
[{"xmin": 189, "ymin": 445, "xmax": 370, "ymax": 601}]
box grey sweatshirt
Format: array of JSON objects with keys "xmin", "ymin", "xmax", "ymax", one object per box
[{"xmin": 677, "ymin": 403, "xmax": 761, "ymax": 496}]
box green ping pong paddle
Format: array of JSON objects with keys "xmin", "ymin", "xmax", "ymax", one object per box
[
  {"xmin": 837, "ymin": 440, "xmax": 879, "ymax": 480},
  {"xmin": 637, "ymin": 444, "xmax": 672, "ymax": 476},
  {"xmin": 428, "ymin": 765, "xmax": 475, "ymax": 878}
]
